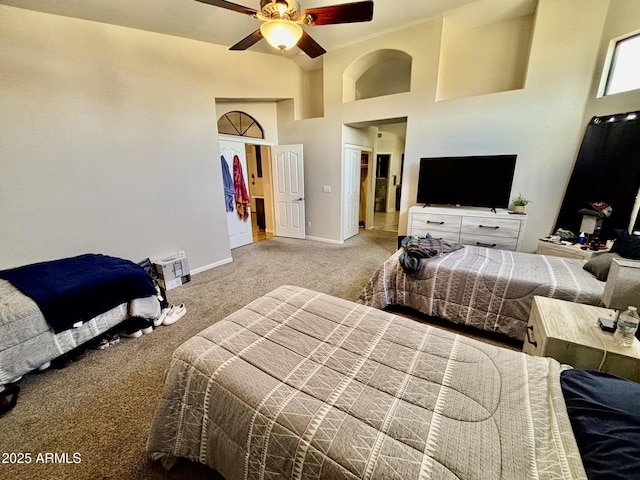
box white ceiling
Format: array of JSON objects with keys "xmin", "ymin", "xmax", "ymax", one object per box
[{"xmin": 1, "ymin": 0, "xmax": 497, "ymax": 70}]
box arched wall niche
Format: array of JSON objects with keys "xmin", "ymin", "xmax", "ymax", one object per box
[{"xmin": 343, "ymin": 49, "xmax": 413, "ymax": 103}]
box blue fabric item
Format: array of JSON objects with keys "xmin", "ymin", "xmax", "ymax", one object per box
[
  {"xmin": 610, "ymin": 228, "xmax": 640, "ymax": 260},
  {"xmin": 0, "ymin": 254, "xmax": 156, "ymax": 333},
  {"xmin": 221, "ymin": 155, "xmax": 234, "ymax": 213},
  {"xmin": 560, "ymin": 369, "xmax": 640, "ymax": 480}
]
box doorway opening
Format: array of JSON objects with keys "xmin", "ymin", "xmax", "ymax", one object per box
[
  {"xmin": 372, "ymin": 126, "xmax": 404, "ymax": 233},
  {"xmin": 217, "ymin": 109, "xmax": 306, "ymax": 249},
  {"xmin": 218, "ymin": 111, "xmax": 273, "ymax": 246},
  {"xmin": 343, "ymin": 122, "xmax": 406, "ymax": 236},
  {"xmin": 245, "ymin": 144, "xmax": 275, "ymax": 244}
]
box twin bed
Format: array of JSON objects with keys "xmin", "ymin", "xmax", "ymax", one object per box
[
  {"xmin": 0, "ymin": 254, "xmax": 159, "ymax": 387},
  {"xmin": 147, "ymin": 285, "xmax": 638, "ymax": 480},
  {"xmin": 359, "ymin": 244, "xmax": 605, "ymax": 341},
  {"xmin": 3, "ymin": 246, "xmax": 632, "ymax": 478}
]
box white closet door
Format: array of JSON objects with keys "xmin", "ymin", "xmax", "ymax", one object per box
[
  {"xmin": 343, "ymin": 147, "xmax": 361, "ymax": 240},
  {"xmin": 219, "ymin": 139, "xmax": 253, "ymax": 249}
]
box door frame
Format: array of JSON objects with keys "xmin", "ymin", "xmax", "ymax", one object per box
[
  {"xmin": 218, "ymin": 134, "xmax": 275, "ymax": 245},
  {"xmin": 342, "ymin": 144, "xmax": 374, "ymax": 241}
]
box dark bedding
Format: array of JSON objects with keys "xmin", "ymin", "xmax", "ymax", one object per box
[
  {"xmin": 0, "ymin": 254, "xmax": 156, "ymax": 333},
  {"xmin": 561, "ymin": 369, "xmax": 640, "ymax": 480}
]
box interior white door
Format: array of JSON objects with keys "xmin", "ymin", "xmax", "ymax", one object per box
[
  {"xmin": 343, "ymin": 147, "xmax": 361, "ymax": 240},
  {"xmin": 219, "ymin": 139, "xmax": 253, "ymax": 249},
  {"xmin": 271, "ymin": 144, "xmax": 305, "ymax": 239}
]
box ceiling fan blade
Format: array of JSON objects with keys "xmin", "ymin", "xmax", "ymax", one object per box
[
  {"xmin": 230, "ymin": 29, "xmax": 264, "ymax": 51},
  {"xmin": 302, "ymin": 1, "xmax": 374, "ymax": 26},
  {"xmin": 194, "ymin": 0, "xmax": 257, "ymax": 16},
  {"xmin": 297, "ymin": 31, "xmax": 326, "ymax": 58}
]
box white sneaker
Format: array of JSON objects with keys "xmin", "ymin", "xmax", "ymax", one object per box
[
  {"xmin": 153, "ymin": 307, "xmax": 171, "ymax": 327},
  {"xmin": 141, "ymin": 321, "xmax": 154, "ymax": 335},
  {"xmin": 162, "ymin": 304, "xmax": 186, "ymax": 326}
]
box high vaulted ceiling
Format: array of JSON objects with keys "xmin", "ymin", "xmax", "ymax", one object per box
[{"xmin": 0, "ymin": 0, "xmax": 535, "ymax": 70}]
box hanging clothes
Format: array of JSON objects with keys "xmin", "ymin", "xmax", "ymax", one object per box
[
  {"xmin": 233, "ymin": 154, "xmax": 250, "ymax": 220},
  {"xmin": 220, "ymin": 155, "xmax": 234, "ymax": 213}
]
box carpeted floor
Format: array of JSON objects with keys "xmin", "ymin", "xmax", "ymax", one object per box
[{"xmin": 0, "ymin": 229, "xmax": 518, "ymax": 480}]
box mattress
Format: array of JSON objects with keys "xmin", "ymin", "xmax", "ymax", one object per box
[
  {"xmin": 0, "ymin": 280, "xmax": 128, "ymax": 385},
  {"xmin": 147, "ymin": 285, "xmax": 586, "ymax": 479},
  {"xmin": 359, "ymin": 246, "xmax": 605, "ymax": 340},
  {"xmin": 0, "ymin": 279, "xmax": 157, "ymax": 384}
]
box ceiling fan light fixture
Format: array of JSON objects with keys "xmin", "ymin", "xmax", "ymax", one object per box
[{"xmin": 260, "ymin": 19, "xmax": 303, "ymax": 53}]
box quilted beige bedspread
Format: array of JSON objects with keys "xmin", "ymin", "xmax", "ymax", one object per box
[
  {"xmin": 359, "ymin": 246, "xmax": 605, "ymax": 341},
  {"xmin": 147, "ymin": 285, "xmax": 586, "ymax": 480}
]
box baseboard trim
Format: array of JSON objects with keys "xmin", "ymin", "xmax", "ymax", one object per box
[
  {"xmin": 191, "ymin": 257, "xmax": 233, "ymax": 275},
  {"xmin": 305, "ymin": 236, "xmax": 344, "ymax": 245}
]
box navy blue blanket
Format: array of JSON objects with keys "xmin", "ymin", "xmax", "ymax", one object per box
[
  {"xmin": 0, "ymin": 254, "xmax": 156, "ymax": 333},
  {"xmin": 561, "ymin": 369, "xmax": 640, "ymax": 480}
]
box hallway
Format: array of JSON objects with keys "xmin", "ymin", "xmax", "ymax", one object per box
[{"xmin": 371, "ymin": 211, "xmax": 399, "ymax": 232}]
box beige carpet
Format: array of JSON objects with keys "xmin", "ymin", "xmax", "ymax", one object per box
[{"xmin": 0, "ymin": 229, "xmax": 518, "ymax": 480}]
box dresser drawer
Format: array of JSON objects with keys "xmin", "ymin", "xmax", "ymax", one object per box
[
  {"xmin": 407, "ymin": 206, "xmax": 527, "ymax": 252},
  {"xmin": 523, "ymin": 299, "xmax": 548, "ymax": 356},
  {"xmin": 409, "ymin": 213, "xmax": 461, "ymax": 236},
  {"xmin": 461, "ymin": 217, "xmax": 522, "ymax": 239},
  {"xmin": 460, "ymin": 234, "xmax": 517, "ymax": 251},
  {"xmin": 412, "ymin": 229, "xmax": 460, "ymax": 243}
]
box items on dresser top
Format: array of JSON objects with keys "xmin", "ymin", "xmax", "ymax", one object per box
[{"xmin": 537, "ymin": 239, "xmax": 610, "ymax": 260}]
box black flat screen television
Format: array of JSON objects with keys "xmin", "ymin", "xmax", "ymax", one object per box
[{"xmin": 416, "ymin": 155, "xmax": 517, "ymax": 209}]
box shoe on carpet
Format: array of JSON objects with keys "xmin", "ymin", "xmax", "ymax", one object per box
[
  {"xmin": 119, "ymin": 318, "xmax": 143, "ymax": 338},
  {"xmin": 162, "ymin": 304, "xmax": 186, "ymax": 326},
  {"xmin": 153, "ymin": 308, "xmax": 171, "ymax": 327},
  {"xmin": 89, "ymin": 336, "xmax": 111, "ymax": 350},
  {"xmin": 0, "ymin": 384, "xmax": 20, "ymax": 418},
  {"xmin": 141, "ymin": 319, "xmax": 154, "ymax": 335},
  {"xmin": 120, "ymin": 317, "xmax": 155, "ymax": 338}
]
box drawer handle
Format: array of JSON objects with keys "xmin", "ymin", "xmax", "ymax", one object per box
[
  {"xmin": 526, "ymin": 325, "xmax": 537, "ymax": 347},
  {"xmin": 479, "ymin": 224, "xmax": 500, "ymax": 229},
  {"xmin": 427, "ymin": 221, "xmax": 445, "ymax": 225},
  {"xmin": 476, "ymin": 242, "xmax": 497, "ymax": 248}
]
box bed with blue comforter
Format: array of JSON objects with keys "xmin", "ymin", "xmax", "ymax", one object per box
[{"xmin": 0, "ymin": 254, "xmax": 158, "ymax": 385}]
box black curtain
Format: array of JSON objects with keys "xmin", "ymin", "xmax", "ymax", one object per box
[{"xmin": 554, "ymin": 111, "xmax": 640, "ymax": 240}]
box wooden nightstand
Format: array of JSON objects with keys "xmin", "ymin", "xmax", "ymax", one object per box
[
  {"xmin": 536, "ymin": 240, "xmax": 609, "ymax": 260},
  {"xmin": 523, "ymin": 296, "xmax": 640, "ymax": 382}
]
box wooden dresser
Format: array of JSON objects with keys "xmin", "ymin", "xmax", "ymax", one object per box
[{"xmin": 407, "ymin": 205, "xmax": 527, "ymax": 251}]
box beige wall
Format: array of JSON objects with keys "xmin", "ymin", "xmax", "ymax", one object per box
[
  {"xmin": 2, "ymin": 0, "xmax": 640, "ymax": 271},
  {"xmin": 0, "ymin": 6, "xmax": 302, "ymax": 270},
  {"xmin": 438, "ymin": 14, "xmax": 534, "ymax": 100},
  {"xmin": 280, "ymin": 0, "xmax": 614, "ymax": 251},
  {"xmin": 582, "ymin": 0, "xmax": 640, "ymax": 119}
]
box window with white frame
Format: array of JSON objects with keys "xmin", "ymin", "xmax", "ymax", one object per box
[{"xmin": 604, "ymin": 33, "xmax": 640, "ymax": 96}]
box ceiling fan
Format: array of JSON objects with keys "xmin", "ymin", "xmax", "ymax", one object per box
[{"xmin": 195, "ymin": 0, "xmax": 374, "ymax": 58}]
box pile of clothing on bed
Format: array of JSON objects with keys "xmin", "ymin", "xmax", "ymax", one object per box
[{"xmin": 398, "ymin": 234, "xmax": 464, "ymax": 272}]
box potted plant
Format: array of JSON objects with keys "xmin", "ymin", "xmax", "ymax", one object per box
[{"xmin": 512, "ymin": 193, "xmax": 531, "ymax": 214}]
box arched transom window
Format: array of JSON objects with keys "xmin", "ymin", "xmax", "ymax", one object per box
[{"xmin": 217, "ymin": 111, "xmax": 264, "ymax": 139}]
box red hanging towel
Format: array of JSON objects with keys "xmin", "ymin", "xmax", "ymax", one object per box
[{"xmin": 233, "ymin": 155, "xmax": 250, "ymax": 220}]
